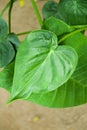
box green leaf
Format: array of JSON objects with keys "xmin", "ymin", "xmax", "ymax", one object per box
[
  {"xmin": 0, "ymin": 39, "xmax": 15, "ymax": 68},
  {"xmin": 0, "ymin": 18, "xmax": 8, "ymax": 39},
  {"xmin": 26, "ymin": 77, "xmax": 87, "ymax": 108},
  {"xmin": 42, "ymin": 0, "xmax": 87, "ymax": 25},
  {"xmin": 26, "ymin": 32, "xmax": 87, "ymax": 108},
  {"xmin": 42, "ymin": 1, "xmax": 58, "ymax": 19},
  {"xmin": 43, "ymin": 17, "xmax": 74, "ymax": 36},
  {"xmin": 63, "ymin": 33, "xmax": 87, "ymax": 86},
  {"xmin": 0, "ymin": 62, "xmax": 14, "ymax": 92},
  {"xmin": 15, "ymin": 32, "xmax": 87, "ymax": 108},
  {"xmin": 7, "ymin": 33, "xmax": 20, "ymax": 51},
  {"xmin": 0, "ymin": 18, "xmax": 15, "ymax": 68},
  {"xmin": 56, "ymin": 0, "xmax": 87, "ymax": 25},
  {"xmin": 9, "ymin": 30, "xmax": 78, "ymax": 102}
]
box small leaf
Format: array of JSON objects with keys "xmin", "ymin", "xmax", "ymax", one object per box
[
  {"xmin": 43, "ymin": 17, "xmax": 74, "ymax": 36},
  {"xmin": 0, "ymin": 62, "xmax": 14, "ymax": 92},
  {"xmin": 0, "ymin": 39, "xmax": 15, "ymax": 67},
  {"xmin": 0, "ymin": 18, "xmax": 15, "ymax": 68},
  {"xmin": 42, "ymin": 1, "xmax": 58, "ymax": 19},
  {"xmin": 0, "ymin": 18, "xmax": 8, "ymax": 39},
  {"xmin": 9, "ymin": 30, "xmax": 78, "ymax": 102},
  {"xmin": 7, "ymin": 33, "xmax": 20, "ymax": 51}
]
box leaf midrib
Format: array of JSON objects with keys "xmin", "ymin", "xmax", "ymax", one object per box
[{"xmin": 11, "ymin": 49, "xmax": 52, "ymax": 98}]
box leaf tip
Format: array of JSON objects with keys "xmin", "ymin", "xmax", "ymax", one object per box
[{"xmin": 6, "ymin": 96, "xmax": 16, "ymax": 104}]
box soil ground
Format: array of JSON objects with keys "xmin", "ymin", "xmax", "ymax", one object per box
[{"xmin": 0, "ymin": 0, "xmax": 87, "ymax": 130}]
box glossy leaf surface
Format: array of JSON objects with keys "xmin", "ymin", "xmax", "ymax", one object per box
[
  {"xmin": 9, "ymin": 30, "xmax": 78, "ymax": 102},
  {"xmin": 27, "ymin": 33, "xmax": 87, "ymax": 108}
]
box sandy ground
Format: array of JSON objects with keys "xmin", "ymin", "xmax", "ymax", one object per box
[{"xmin": 0, "ymin": 0, "xmax": 87, "ymax": 130}]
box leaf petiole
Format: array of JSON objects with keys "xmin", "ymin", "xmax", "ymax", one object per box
[
  {"xmin": 0, "ymin": 0, "xmax": 17, "ymax": 17},
  {"xmin": 59, "ymin": 27, "xmax": 87, "ymax": 44},
  {"xmin": 17, "ymin": 30, "xmax": 31, "ymax": 36},
  {"xmin": 30, "ymin": 0, "xmax": 42, "ymax": 27},
  {"xmin": 8, "ymin": 0, "xmax": 15, "ymax": 33},
  {"xmin": 0, "ymin": 1, "xmax": 11, "ymax": 17}
]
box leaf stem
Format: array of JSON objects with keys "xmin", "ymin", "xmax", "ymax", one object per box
[
  {"xmin": 59, "ymin": 27, "xmax": 87, "ymax": 44},
  {"xmin": 0, "ymin": 0, "xmax": 17, "ymax": 17},
  {"xmin": 30, "ymin": 0, "xmax": 42, "ymax": 26},
  {"xmin": 8, "ymin": 0, "xmax": 14, "ymax": 33},
  {"xmin": 17, "ymin": 30, "xmax": 31, "ymax": 36},
  {"xmin": 0, "ymin": 1, "xmax": 11, "ymax": 17}
]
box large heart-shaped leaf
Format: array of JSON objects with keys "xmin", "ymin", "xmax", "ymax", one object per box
[
  {"xmin": 0, "ymin": 39, "xmax": 15, "ymax": 68},
  {"xmin": 9, "ymin": 30, "xmax": 78, "ymax": 101},
  {"xmin": 25, "ymin": 32, "xmax": 87, "ymax": 108},
  {"xmin": 0, "ymin": 62, "xmax": 14, "ymax": 92},
  {"xmin": 43, "ymin": 17, "xmax": 74, "ymax": 36}
]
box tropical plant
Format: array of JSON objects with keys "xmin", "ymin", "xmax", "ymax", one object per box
[{"xmin": 0, "ymin": 0, "xmax": 87, "ymax": 108}]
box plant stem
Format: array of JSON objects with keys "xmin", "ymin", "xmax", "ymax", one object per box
[
  {"xmin": 30, "ymin": 0, "xmax": 42, "ymax": 26},
  {"xmin": 0, "ymin": 1, "xmax": 11, "ymax": 17},
  {"xmin": 59, "ymin": 27, "xmax": 87, "ymax": 44},
  {"xmin": 8, "ymin": 0, "xmax": 14, "ymax": 33},
  {"xmin": 17, "ymin": 30, "xmax": 31, "ymax": 36},
  {"xmin": 0, "ymin": 0, "xmax": 17, "ymax": 17}
]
